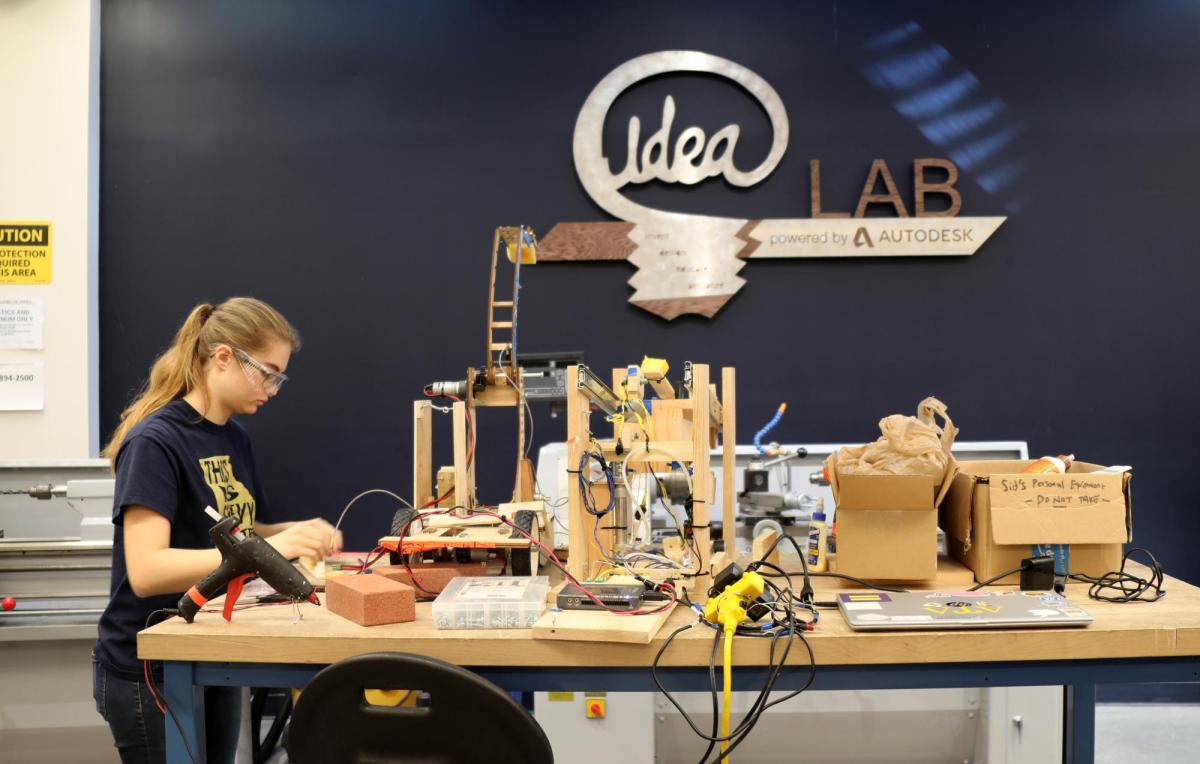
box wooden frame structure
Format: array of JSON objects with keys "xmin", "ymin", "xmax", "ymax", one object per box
[
  {"xmin": 378, "ymin": 226, "xmax": 547, "ymax": 569},
  {"xmin": 564, "ymin": 362, "xmax": 736, "ymax": 598}
]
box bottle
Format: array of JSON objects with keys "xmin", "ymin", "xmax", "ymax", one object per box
[
  {"xmin": 1021, "ymin": 454, "xmax": 1075, "ymax": 474},
  {"xmin": 806, "ymin": 511, "xmax": 829, "ymax": 573}
]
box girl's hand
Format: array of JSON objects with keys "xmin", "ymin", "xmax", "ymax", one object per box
[{"xmin": 265, "ymin": 518, "xmax": 342, "ymax": 561}]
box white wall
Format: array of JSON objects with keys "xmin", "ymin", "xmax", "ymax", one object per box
[{"xmin": 0, "ymin": 0, "xmax": 100, "ymax": 459}]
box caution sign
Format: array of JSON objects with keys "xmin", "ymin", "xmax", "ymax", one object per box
[{"xmin": 0, "ymin": 222, "xmax": 52, "ymax": 284}]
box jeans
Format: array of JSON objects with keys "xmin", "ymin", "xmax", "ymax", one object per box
[{"xmin": 93, "ymin": 653, "xmax": 242, "ymax": 764}]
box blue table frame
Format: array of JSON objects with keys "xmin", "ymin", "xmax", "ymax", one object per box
[{"xmin": 164, "ymin": 654, "xmax": 1200, "ymax": 763}]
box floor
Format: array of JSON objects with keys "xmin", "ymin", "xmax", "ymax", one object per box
[{"xmin": 1095, "ymin": 703, "xmax": 1200, "ymax": 764}]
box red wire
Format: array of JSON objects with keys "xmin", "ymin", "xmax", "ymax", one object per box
[
  {"xmin": 392, "ymin": 507, "xmax": 676, "ymax": 615},
  {"xmin": 143, "ymin": 660, "xmax": 166, "ymax": 714}
]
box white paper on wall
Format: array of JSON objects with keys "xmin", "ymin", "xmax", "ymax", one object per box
[
  {"xmin": 0, "ymin": 359, "xmax": 44, "ymax": 411},
  {"xmin": 0, "ymin": 297, "xmax": 44, "ymax": 349}
]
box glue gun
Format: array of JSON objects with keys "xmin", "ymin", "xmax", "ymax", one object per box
[{"xmin": 177, "ymin": 507, "xmax": 319, "ymax": 623}]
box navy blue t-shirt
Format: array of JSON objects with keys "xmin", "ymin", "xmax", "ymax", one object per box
[{"xmin": 94, "ymin": 399, "xmax": 274, "ymax": 680}]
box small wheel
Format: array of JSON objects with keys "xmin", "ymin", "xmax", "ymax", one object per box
[
  {"xmin": 509, "ymin": 510, "xmax": 540, "ymax": 576},
  {"xmin": 388, "ymin": 508, "xmax": 420, "ymax": 565},
  {"xmin": 454, "ymin": 548, "xmax": 474, "ymax": 564}
]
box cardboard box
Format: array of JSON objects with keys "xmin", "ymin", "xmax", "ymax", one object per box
[
  {"xmin": 941, "ymin": 460, "xmax": 1132, "ymax": 584},
  {"xmin": 831, "ymin": 469, "xmax": 954, "ymax": 581}
]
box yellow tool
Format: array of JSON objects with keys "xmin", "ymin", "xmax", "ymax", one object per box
[{"xmin": 703, "ymin": 570, "xmax": 765, "ymax": 761}]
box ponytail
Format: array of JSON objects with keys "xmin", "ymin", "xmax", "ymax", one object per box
[{"xmin": 103, "ymin": 298, "xmax": 299, "ymax": 467}]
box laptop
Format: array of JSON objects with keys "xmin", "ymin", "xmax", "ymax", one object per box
[{"xmin": 837, "ymin": 590, "xmax": 1093, "ymax": 631}]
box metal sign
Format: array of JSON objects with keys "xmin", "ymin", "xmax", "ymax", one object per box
[{"xmin": 540, "ymin": 51, "xmax": 1006, "ymax": 320}]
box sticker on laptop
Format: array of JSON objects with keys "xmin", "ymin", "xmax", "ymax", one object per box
[
  {"xmin": 842, "ymin": 602, "xmax": 883, "ymax": 611},
  {"xmin": 838, "ymin": 593, "xmax": 892, "ymax": 603}
]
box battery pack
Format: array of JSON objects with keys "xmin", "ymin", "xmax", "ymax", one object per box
[{"xmin": 557, "ymin": 582, "xmax": 644, "ymax": 611}]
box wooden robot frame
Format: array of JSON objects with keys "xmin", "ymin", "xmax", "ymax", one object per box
[
  {"xmin": 379, "ymin": 225, "xmax": 551, "ymax": 576},
  {"xmin": 565, "ymin": 361, "xmax": 737, "ymax": 598}
]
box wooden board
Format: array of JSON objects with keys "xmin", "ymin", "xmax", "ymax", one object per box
[
  {"xmin": 751, "ymin": 528, "xmax": 782, "ymax": 567},
  {"xmin": 140, "ymin": 567, "xmax": 1200, "ymax": 669},
  {"xmin": 532, "ymin": 603, "xmax": 677, "ymax": 645}
]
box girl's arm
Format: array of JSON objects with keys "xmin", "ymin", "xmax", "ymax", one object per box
[
  {"xmin": 123, "ymin": 507, "xmax": 222, "ymax": 598},
  {"xmin": 254, "ymin": 520, "xmax": 294, "ymax": 537},
  {"xmin": 124, "ymin": 507, "xmax": 342, "ymax": 597},
  {"xmin": 257, "ymin": 518, "xmax": 343, "ymax": 553}
]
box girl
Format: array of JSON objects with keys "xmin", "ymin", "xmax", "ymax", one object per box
[{"xmin": 92, "ymin": 297, "xmax": 341, "ymax": 763}]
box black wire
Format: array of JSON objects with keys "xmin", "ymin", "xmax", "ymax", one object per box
[
  {"xmin": 1069, "ymin": 547, "xmax": 1165, "ymax": 603},
  {"xmin": 652, "ymin": 570, "xmax": 814, "ymax": 762},
  {"xmin": 578, "ymin": 450, "xmax": 615, "ymax": 516},
  {"xmin": 143, "ymin": 609, "xmax": 199, "ymax": 764},
  {"xmin": 760, "ymin": 569, "xmax": 909, "ymax": 594},
  {"xmin": 700, "ymin": 626, "xmax": 721, "ymax": 764},
  {"xmin": 750, "ymin": 532, "xmax": 814, "ymax": 603},
  {"xmin": 654, "ymin": 529, "xmax": 823, "ymax": 760},
  {"xmin": 651, "ymin": 623, "xmax": 778, "ymax": 746},
  {"xmin": 967, "ymin": 564, "xmax": 1027, "ymax": 591},
  {"xmin": 708, "ymin": 604, "xmax": 803, "ymax": 762}
]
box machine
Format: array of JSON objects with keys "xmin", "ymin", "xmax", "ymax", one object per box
[
  {"xmin": 379, "ymin": 226, "xmax": 558, "ymax": 576},
  {"xmin": 0, "ymin": 459, "xmax": 117, "ymax": 763}
]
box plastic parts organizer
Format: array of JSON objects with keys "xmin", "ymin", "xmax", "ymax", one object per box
[{"xmin": 432, "ymin": 576, "xmax": 549, "ymax": 629}]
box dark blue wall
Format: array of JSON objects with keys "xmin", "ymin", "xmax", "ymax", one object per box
[{"xmin": 101, "ymin": 1, "xmax": 1200, "ymax": 584}]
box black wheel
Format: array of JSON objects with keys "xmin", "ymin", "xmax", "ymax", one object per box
[
  {"xmin": 388, "ymin": 508, "xmax": 419, "ymax": 566},
  {"xmin": 454, "ymin": 548, "xmax": 474, "ymax": 564},
  {"xmin": 508, "ymin": 510, "xmax": 540, "ymax": 576}
]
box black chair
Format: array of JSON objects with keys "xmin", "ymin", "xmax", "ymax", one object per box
[{"xmin": 286, "ymin": 652, "xmax": 554, "ymax": 764}]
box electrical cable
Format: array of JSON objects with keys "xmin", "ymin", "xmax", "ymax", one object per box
[
  {"xmin": 761, "ymin": 568, "xmax": 908, "ymax": 595},
  {"xmin": 390, "ymin": 505, "xmax": 676, "ymax": 615},
  {"xmin": 143, "ymin": 609, "xmax": 199, "ymax": 764},
  {"xmin": 652, "ymin": 536, "xmax": 818, "ymax": 763},
  {"xmin": 720, "ymin": 623, "xmax": 734, "ymax": 760},
  {"xmin": 578, "ymin": 450, "xmax": 615, "ymax": 516},
  {"xmin": 1069, "ymin": 547, "xmax": 1165, "ymax": 603},
  {"xmin": 966, "ymin": 564, "xmax": 1029, "ymax": 591},
  {"xmin": 332, "ymin": 488, "xmax": 413, "ymax": 547}
]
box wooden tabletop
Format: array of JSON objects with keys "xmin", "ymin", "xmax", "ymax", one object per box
[{"xmin": 139, "ymin": 564, "xmax": 1200, "ymax": 669}]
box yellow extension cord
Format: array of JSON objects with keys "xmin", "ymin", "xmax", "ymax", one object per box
[{"xmin": 721, "ymin": 622, "xmax": 735, "ymax": 761}]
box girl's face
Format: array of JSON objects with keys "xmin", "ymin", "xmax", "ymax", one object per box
[{"xmin": 209, "ymin": 340, "xmax": 292, "ymax": 416}]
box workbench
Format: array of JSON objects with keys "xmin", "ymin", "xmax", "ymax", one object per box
[{"xmin": 140, "ymin": 566, "xmax": 1200, "ymax": 764}]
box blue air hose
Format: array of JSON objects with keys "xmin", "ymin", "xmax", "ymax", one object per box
[{"xmin": 753, "ymin": 403, "xmax": 788, "ymax": 455}]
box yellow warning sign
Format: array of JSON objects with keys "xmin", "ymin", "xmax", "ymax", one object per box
[{"xmin": 0, "ymin": 222, "xmax": 52, "ymax": 285}]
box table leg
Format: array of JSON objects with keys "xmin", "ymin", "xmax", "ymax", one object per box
[
  {"xmin": 164, "ymin": 661, "xmax": 206, "ymax": 764},
  {"xmin": 1064, "ymin": 683, "xmax": 1095, "ymax": 763}
]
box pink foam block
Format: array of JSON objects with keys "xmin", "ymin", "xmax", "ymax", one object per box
[
  {"xmin": 375, "ymin": 562, "xmax": 483, "ymax": 595},
  {"xmin": 325, "ymin": 573, "xmax": 415, "ymax": 626}
]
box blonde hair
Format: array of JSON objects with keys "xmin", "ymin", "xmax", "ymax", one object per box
[{"xmin": 103, "ymin": 297, "xmax": 300, "ymax": 466}]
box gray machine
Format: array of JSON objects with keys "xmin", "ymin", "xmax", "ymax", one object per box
[
  {"xmin": 737, "ymin": 446, "xmax": 823, "ymax": 547},
  {"xmin": 0, "ymin": 459, "xmax": 117, "ymax": 764}
]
